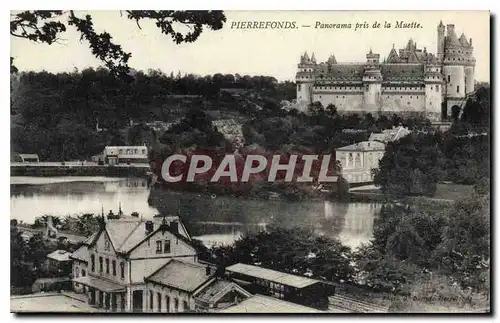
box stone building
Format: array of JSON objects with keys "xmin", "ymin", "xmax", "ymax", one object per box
[
  {"xmin": 71, "ymin": 215, "xmax": 196, "ymax": 312},
  {"xmin": 143, "ymin": 260, "xmax": 252, "ymax": 312},
  {"xmin": 296, "ymin": 22, "xmax": 476, "ymax": 122},
  {"xmin": 335, "ymin": 141, "xmax": 386, "ymax": 184}
]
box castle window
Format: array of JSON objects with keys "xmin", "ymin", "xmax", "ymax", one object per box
[
  {"xmin": 400, "ymin": 96, "xmax": 403, "ymax": 99},
  {"xmin": 297, "ymin": 84, "xmax": 301, "ymax": 91},
  {"xmin": 410, "ymin": 96, "xmax": 412, "ymax": 99},
  {"xmin": 436, "ymin": 85, "xmax": 439, "ymax": 92},
  {"xmin": 430, "ymin": 86, "xmax": 433, "ymax": 91},
  {"xmin": 457, "ymin": 85, "xmax": 460, "ymax": 93},
  {"xmin": 417, "ymin": 96, "xmax": 419, "ymax": 99},
  {"xmin": 343, "ymin": 96, "xmax": 345, "ymax": 98},
  {"xmin": 447, "ymin": 75, "xmax": 450, "ymax": 82}
]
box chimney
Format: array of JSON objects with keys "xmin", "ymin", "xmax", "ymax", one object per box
[
  {"xmin": 206, "ymin": 265, "xmax": 211, "ymax": 276},
  {"xmin": 170, "ymin": 221, "xmax": 179, "ymax": 234},
  {"xmin": 145, "ymin": 221, "xmax": 154, "ymax": 235}
]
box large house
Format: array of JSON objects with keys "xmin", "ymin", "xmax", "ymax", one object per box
[
  {"xmin": 335, "ymin": 141, "xmax": 386, "ymax": 184},
  {"xmin": 296, "ymin": 22, "xmax": 476, "ymax": 121},
  {"xmin": 71, "ymin": 215, "xmax": 196, "ymax": 312}
]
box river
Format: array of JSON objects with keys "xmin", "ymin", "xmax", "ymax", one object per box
[{"xmin": 10, "ymin": 176, "xmax": 379, "ymax": 249}]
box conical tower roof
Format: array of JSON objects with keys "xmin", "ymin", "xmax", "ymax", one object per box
[{"xmin": 459, "ymin": 33, "xmax": 470, "ymax": 47}]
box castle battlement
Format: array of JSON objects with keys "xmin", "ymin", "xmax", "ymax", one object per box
[{"xmin": 295, "ymin": 21, "xmax": 476, "ymax": 122}]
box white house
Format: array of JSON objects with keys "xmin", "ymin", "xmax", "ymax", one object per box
[
  {"xmin": 335, "ymin": 141, "xmax": 386, "ymax": 184},
  {"xmin": 93, "ymin": 145, "xmax": 149, "ymax": 165},
  {"xmin": 71, "ymin": 215, "xmax": 196, "ymax": 312}
]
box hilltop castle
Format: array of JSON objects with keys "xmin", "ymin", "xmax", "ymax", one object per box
[{"xmin": 295, "ymin": 22, "xmax": 476, "ymax": 122}]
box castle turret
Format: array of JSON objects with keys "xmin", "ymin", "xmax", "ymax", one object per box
[
  {"xmin": 311, "ymin": 52, "xmax": 317, "ymax": 64},
  {"xmin": 437, "ymin": 21, "xmax": 445, "ymax": 61},
  {"xmin": 442, "ymin": 23, "xmax": 474, "ymax": 118},
  {"xmin": 424, "ymin": 53, "xmax": 445, "ymax": 122},
  {"xmin": 363, "ymin": 49, "xmax": 382, "ymax": 112},
  {"xmin": 296, "ymin": 51, "xmax": 316, "ymax": 111}
]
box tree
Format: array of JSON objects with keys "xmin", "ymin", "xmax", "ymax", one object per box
[
  {"xmin": 10, "ymin": 10, "xmax": 226, "ymax": 78},
  {"xmin": 373, "ymin": 134, "xmax": 446, "ymax": 196},
  {"xmin": 432, "ymin": 196, "xmax": 490, "ymax": 291},
  {"xmin": 210, "ymin": 226, "xmax": 355, "ymax": 284}
]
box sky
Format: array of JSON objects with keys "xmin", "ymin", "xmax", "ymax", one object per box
[{"xmin": 10, "ymin": 10, "xmax": 490, "ymax": 82}]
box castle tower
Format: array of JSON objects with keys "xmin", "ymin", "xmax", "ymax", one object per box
[
  {"xmin": 424, "ymin": 52, "xmax": 445, "ymax": 122},
  {"xmin": 437, "ymin": 21, "xmax": 445, "ymax": 61},
  {"xmin": 442, "ymin": 23, "xmax": 473, "ymax": 118},
  {"xmin": 363, "ymin": 49, "xmax": 382, "ymax": 113},
  {"xmin": 459, "ymin": 33, "xmax": 476, "ymax": 94},
  {"xmin": 295, "ymin": 51, "xmax": 316, "ymax": 111}
]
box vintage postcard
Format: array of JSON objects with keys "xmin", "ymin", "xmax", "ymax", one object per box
[{"xmin": 10, "ymin": 10, "xmax": 490, "ymax": 314}]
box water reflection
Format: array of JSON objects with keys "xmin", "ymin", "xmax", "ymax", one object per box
[{"xmin": 10, "ymin": 177, "xmax": 379, "ymax": 249}]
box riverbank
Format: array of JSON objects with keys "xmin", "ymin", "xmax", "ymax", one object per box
[
  {"xmin": 348, "ymin": 182, "xmax": 475, "ymax": 205},
  {"xmin": 11, "ymin": 165, "xmax": 150, "ymax": 178}
]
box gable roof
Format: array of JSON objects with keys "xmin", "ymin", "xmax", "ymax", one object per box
[
  {"xmin": 218, "ymin": 295, "xmax": 324, "ymax": 313},
  {"xmin": 89, "ymin": 217, "xmax": 193, "ymax": 256},
  {"xmin": 70, "ymin": 245, "xmax": 89, "ymax": 263},
  {"xmin": 226, "ymin": 263, "xmax": 319, "ymax": 289},
  {"xmin": 194, "ymin": 279, "xmax": 252, "ymax": 305},
  {"xmin": 18, "ymin": 153, "xmax": 39, "ymax": 158},
  {"xmin": 145, "ymin": 259, "xmax": 213, "ymax": 293},
  {"xmin": 369, "ymin": 126, "xmax": 411, "ymax": 143},
  {"xmin": 335, "ymin": 141, "xmax": 385, "ymax": 152},
  {"xmin": 46, "ymin": 250, "xmax": 72, "ymax": 262}
]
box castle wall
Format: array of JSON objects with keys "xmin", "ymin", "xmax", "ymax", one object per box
[
  {"xmin": 312, "ymin": 92, "xmax": 364, "ymax": 112},
  {"xmin": 381, "ymin": 93, "xmax": 425, "ymax": 114}
]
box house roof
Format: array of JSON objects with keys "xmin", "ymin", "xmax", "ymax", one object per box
[
  {"xmin": 226, "ymin": 263, "xmax": 319, "ymax": 289},
  {"xmin": 146, "ymin": 259, "xmax": 212, "ymax": 293},
  {"xmin": 46, "ymin": 250, "xmax": 72, "ymax": 262},
  {"xmin": 18, "ymin": 154, "xmax": 39, "ymax": 159},
  {"xmin": 89, "ymin": 217, "xmax": 192, "ymax": 255},
  {"xmin": 335, "ymin": 141, "xmax": 385, "ymax": 152},
  {"xmin": 218, "ymin": 295, "xmax": 324, "ymax": 313},
  {"xmin": 368, "ymin": 126, "xmax": 411, "ymax": 143},
  {"xmin": 70, "ymin": 245, "xmax": 89, "ymax": 263},
  {"xmin": 72, "ymin": 276, "xmax": 126, "ymax": 293},
  {"xmin": 380, "ymin": 64, "xmax": 424, "ymax": 81},
  {"xmin": 194, "ymin": 279, "xmax": 252, "ymax": 304}
]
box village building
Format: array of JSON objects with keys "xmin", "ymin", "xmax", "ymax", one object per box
[
  {"xmin": 92, "ymin": 145, "xmax": 149, "ymax": 165},
  {"xmin": 224, "ymin": 263, "xmax": 335, "ymax": 310},
  {"xmin": 45, "ymin": 250, "xmax": 72, "ymax": 276},
  {"xmin": 368, "ymin": 126, "xmax": 411, "ymax": 143},
  {"xmin": 71, "ymin": 215, "xmax": 196, "ymax": 312},
  {"xmin": 143, "ymin": 260, "xmax": 253, "ymax": 313},
  {"xmin": 12, "ymin": 153, "xmax": 40, "ymax": 163},
  {"xmin": 335, "ymin": 141, "xmax": 386, "ymax": 184}
]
